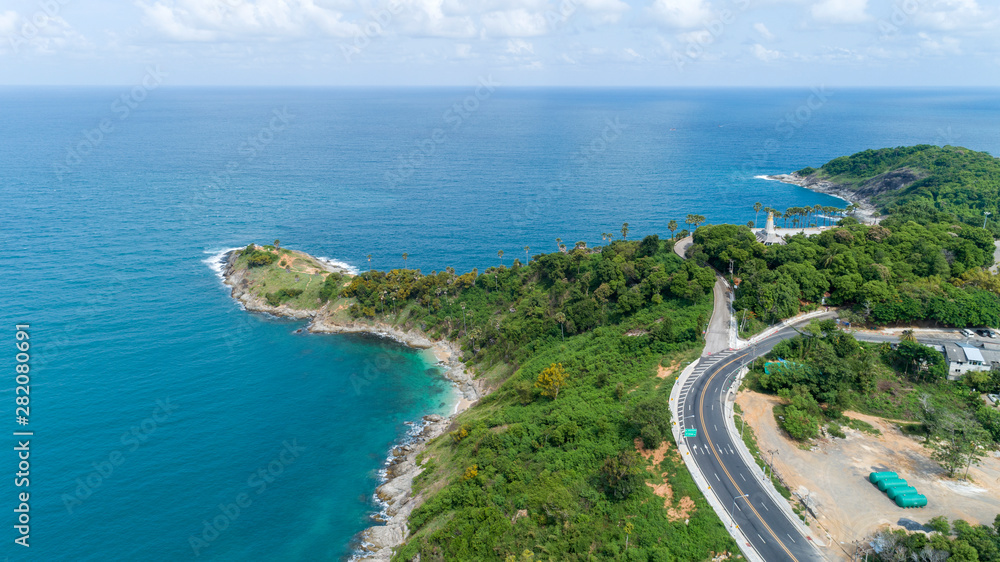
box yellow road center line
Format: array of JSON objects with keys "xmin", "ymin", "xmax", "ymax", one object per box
[{"xmin": 696, "ymin": 352, "xmax": 799, "ymax": 562}]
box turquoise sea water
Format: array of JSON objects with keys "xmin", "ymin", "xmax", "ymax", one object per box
[{"xmin": 3, "ymin": 88, "xmax": 1000, "ymax": 560}]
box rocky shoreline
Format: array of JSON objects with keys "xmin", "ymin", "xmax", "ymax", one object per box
[
  {"xmin": 766, "ymin": 172, "xmax": 880, "ymax": 224},
  {"xmin": 221, "ymin": 250, "xmax": 486, "ymax": 560}
]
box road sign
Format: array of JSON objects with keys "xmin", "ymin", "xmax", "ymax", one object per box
[{"xmin": 684, "ymin": 428, "xmax": 697, "ymax": 437}]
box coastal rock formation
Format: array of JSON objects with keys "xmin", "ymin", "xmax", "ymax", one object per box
[
  {"xmin": 222, "ymin": 251, "xmax": 317, "ymax": 320},
  {"xmin": 357, "ymin": 414, "xmax": 451, "ymax": 560},
  {"xmin": 766, "ymin": 172, "xmax": 880, "ymax": 223}
]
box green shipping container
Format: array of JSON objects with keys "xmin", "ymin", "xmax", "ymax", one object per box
[
  {"xmin": 878, "ymin": 477, "xmax": 908, "ymax": 491},
  {"xmin": 887, "ymin": 486, "xmax": 917, "ymax": 500},
  {"xmin": 895, "ymin": 493, "xmax": 928, "ymax": 508},
  {"xmin": 869, "ymin": 471, "xmax": 897, "ymax": 483}
]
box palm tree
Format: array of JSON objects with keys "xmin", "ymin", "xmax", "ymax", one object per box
[
  {"xmin": 524, "ymin": 245, "xmax": 530, "ymax": 264},
  {"xmin": 668, "ymin": 220, "xmax": 678, "ymax": 240},
  {"xmin": 900, "ymin": 329, "xmax": 917, "ymax": 343},
  {"xmin": 497, "ymin": 249, "xmax": 504, "ymax": 267},
  {"xmin": 783, "ymin": 210, "xmax": 791, "ymax": 228},
  {"xmin": 753, "ymin": 202, "xmax": 763, "ymax": 228},
  {"xmin": 554, "ymin": 311, "xmax": 566, "ymax": 340},
  {"xmin": 274, "ymin": 239, "xmax": 280, "ymax": 250},
  {"xmin": 367, "ymin": 254, "xmax": 372, "ymax": 270},
  {"xmin": 621, "ymin": 222, "xmax": 629, "ymax": 240},
  {"xmin": 402, "ymin": 253, "xmax": 408, "ymax": 268},
  {"xmin": 556, "ymin": 237, "xmax": 562, "ymax": 251}
]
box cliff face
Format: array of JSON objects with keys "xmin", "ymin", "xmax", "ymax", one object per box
[{"xmin": 853, "ymin": 167, "xmax": 927, "ymax": 199}]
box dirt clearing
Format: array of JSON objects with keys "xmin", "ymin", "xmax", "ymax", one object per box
[{"xmin": 737, "ymin": 391, "xmax": 1000, "ymax": 560}]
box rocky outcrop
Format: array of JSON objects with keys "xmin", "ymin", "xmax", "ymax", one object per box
[
  {"xmin": 222, "ymin": 250, "xmax": 316, "ymax": 320},
  {"xmin": 356, "ymin": 414, "xmax": 451, "ymax": 560},
  {"xmin": 766, "ymin": 172, "xmax": 881, "ymax": 224},
  {"xmin": 854, "ymin": 167, "xmax": 926, "ymax": 198}
]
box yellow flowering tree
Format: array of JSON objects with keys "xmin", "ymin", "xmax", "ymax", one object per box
[{"xmin": 535, "ymin": 363, "xmax": 568, "ymax": 400}]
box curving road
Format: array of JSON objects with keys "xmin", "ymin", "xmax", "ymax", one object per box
[
  {"xmin": 677, "ymin": 324, "xmax": 827, "ymax": 562},
  {"xmin": 673, "ymin": 235, "xmax": 733, "ymax": 355}
]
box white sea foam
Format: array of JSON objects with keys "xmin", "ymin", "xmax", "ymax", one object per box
[
  {"xmin": 754, "ymin": 174, "xmax": 780, "ymax": 181},
  {"xmin": 202, "ymin": 247, "xmax": 243, "ymax": 284},
  {"xmin": 316, "ymin": 256, "xmax": 360, "ymax": 275}
]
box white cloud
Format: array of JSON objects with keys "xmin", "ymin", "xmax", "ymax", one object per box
[
  {"xmin": 396, "ymin": 0, "xmax": 478, "ymax": 38},
  {"xmin": 753, "ymin": 22, "xmax": 775, "ymax": 41},
  {"xmin": 135, "ymin": 0, "xmax": 359, "ymax": 41},
  {"xmin": 481, "ymin": 9, "xmax": 547, "ymax": 37},
  {"xmin": 918, "ymin": 32, "xmax": 962, "ymax": 55},
  {"xmin": 914, "ymin": 0, "xmax": 996, "ymax": 31},
  {"xmin": 647, "ymin": 0, "xmax": 713, "ymax": 29},
  {"xmin": 506, "ymin": 38, "xmax": 534, "ymax": 53},
  {"xmin": 811, "ymin": 0, "xmax": 871, "ymax": 24},
  {"xmin": 751, "ymin": 43, "xmax": 782, "ymax": 61},
  {"xmin": 577, "ymin": 0, "xmax": 630, "ymax": 23},
  {"xmin": 0, "ymin": 10, "xmax": 19, "ymax": 36},
  {"xmin": 677, "ymin": 29, "xmax": 712, "ymax": 44},
  {"xmin": 0, "ymin": 9, "xmax": 89, "ymax": 54}
]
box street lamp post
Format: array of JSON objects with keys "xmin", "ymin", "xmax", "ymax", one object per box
[{"xmin": 730, "ymin": 493, "xmax": 749, "ymax": 529}]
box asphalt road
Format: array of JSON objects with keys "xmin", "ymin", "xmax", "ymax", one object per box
[
  {"xmin": 703, "ymin": 275, "xmax": 732, "ymax": 355},
  {"xmin": 678, "ymin": 326, "xmax": 826, "ymax": 562}
]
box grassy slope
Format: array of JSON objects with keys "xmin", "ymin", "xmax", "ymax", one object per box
[
  {"xmin": 399, "ymin": 340, "xmax": 737, "ymax": 561},
  {"xmin": 231, "ymin": 245, "xmax": 337, "ymax": 310}
]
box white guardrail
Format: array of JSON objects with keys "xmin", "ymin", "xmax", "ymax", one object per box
[
  {"xmin": 669, "ymin": 358, "xmax": 766, "ymax": 562},
  {"xmin": 670, "ymin": 307, "xmax": 834, "ymax": 561}
]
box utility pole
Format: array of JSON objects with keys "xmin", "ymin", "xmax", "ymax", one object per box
[{"xmin": 766, "ymin": 449, "xmax": 778, "ymax": 481}]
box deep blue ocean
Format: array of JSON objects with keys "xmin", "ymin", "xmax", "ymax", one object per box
[{"xmin": 2, "ymin": 87, "xmax": 999, "ymax": 561}]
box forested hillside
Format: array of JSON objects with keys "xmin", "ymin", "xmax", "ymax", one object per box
[
  {"xmin": 694, "ymin": 145, "xmax": 1000, "ymax": 329},
  {"xmin": 797, "ymin": 145, "xmax": 1000, "ymax": 232},
  {"xmin": 236, "ymin": 236, "xmax": 739, "ymax": 560}
]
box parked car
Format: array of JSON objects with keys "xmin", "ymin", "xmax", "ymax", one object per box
[
  {"xmin": 976, "ymin": 329, "xmax": 989, "ymax": 337},
  {"xmin": 961, "ymin": 328, "xmax": 975, "ymax": 337}
]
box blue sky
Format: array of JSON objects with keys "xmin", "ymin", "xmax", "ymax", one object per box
[{"xmin": 1, "ymin": 0, "xmax": 997, "ymax": 86}]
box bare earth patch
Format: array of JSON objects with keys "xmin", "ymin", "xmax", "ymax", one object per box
[
  {"xmin": 635, "ymin": 438, "xmax": 695, "ymax": 521},
  {"xmin": 668, "ymin": 496, "xmax": 696, "ymax": 521},
  {"xmin": 657, "ymin": 359, "xmax": 681, "ymax": 379},
  {"xmin": 737, "ymin": 391, "xmax": 1000, "ymax": 561},
  {"xmin": 636, "ymin": 437, "xmax": 672, "ymax": 465},
  {"xmin": 268, "ymin": 248, "xmax": 332, "ymax": 276}
]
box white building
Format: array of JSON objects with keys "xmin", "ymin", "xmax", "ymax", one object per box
[
  {"xmin": 942, "ymin": 341, "xmax": 1000, "ymax": 380},
  {"xmin": 755, "ymin": 211, "xmax": 786, "ymax": 246}
]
